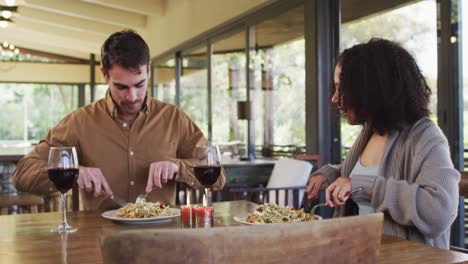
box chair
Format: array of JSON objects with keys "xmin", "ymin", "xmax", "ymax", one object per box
[
  {"xmin": 450, "ymin": 246, "xmax": 468, "ymax": 254},
  {"xmin": 176, "ymin": 182, "xmax": 205, "ymax": 205},
  {"xmin": 230, "ymin": 158, "xmax": 313, "ymax": 207},
  {"xmin": 102, "ymin": 213, "xmax": 384, "ymax": 264},
  {"xmin": 229, "ymin": 186, "xmax": 306, "ymax": 209},
  {"xmin": 295, "ymin": 154, "xmax": 321, "ymax": 169},
  {"xmin": 42, "ymin": 188, "xmax": 82, "ymax": 212},
  {"xmin": 0, "ymin": 192, "xmax": 44, "ymax": 215},
  {"xmin": 457, "ymin": 171, "xmax": 468, "ymax": 248}
]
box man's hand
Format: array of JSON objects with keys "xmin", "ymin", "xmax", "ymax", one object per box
[
  {"xmin": 78, "ymin": 166, "xmax": 113, "ymax": 197},
  {"xmin": 305, "ymin": 174, "xmax": 329, "ymax": 200},
  {"xmin": 325, "ymin": 177, "xmax": 351, "ymax": 207},
  {"xmin": 146, "ymin": 161, "xmax": 179, "ymax": 192}
]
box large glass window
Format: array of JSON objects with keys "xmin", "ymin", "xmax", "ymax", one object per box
[
  {"xmin": 154, "ymin": 58, "xmax": 177, "ymax": 105},
  {"xmin": 0, "ymin": 83, "xmax": 79, "ymax": 144},
  {"xmin": 212, "ymin": 31, "xmax": 248, "ymax": 158},
  {"xmin": 180, "ymin": 47, "xmax": 209, "ymax": 137},
  {"xmin": 340, "ymin": 0, "xmax": 437, "ymax": 156},
  {"xmin": 251, "ymin": 5, "xmax": 306, "ymax": 157},
  {"xmin": 85, "ymin": 84, "xmax": 108, "ymax": 104}
]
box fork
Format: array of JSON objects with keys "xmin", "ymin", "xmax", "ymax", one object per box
[
  {"xmin": 310, "ymin": 187, "xmax": 363, "ymax": 215},
  {"xmin": 135, "ymin": 188, "xmax": 154, "ymax": 204}
]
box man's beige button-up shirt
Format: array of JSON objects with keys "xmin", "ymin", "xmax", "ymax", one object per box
[{"xmin": 13, "ymin": 92, "xmax": 225, "ymax": 210}]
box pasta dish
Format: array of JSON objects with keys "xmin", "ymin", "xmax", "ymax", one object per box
[
  {"xmin": 244, "ymin": 203, "xmax": 316, "ymax": 224},
  {"xmin": 113, "ymin": 201, "xmax": 173, "ymax": 219}
]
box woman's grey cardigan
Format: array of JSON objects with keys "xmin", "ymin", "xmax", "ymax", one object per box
[{"xmin": 313, "ymin": 118, "xmax": 460, "ymax": 249}]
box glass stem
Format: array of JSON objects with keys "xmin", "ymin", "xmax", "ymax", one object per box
[
  {"xmin": 205, "ymin": 188, "xmax": 212, "ymax": 207},
  {"xmin": 61, "ymin": 193, "xmax": 68, "ymax": 227}
]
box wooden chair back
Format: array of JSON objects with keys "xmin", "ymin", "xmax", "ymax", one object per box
[
  {"xmin": 458, "ymin": 171, "xmax": 468, "ymax": 248},
  {"xmin": 176, "ymin": 183, "xmax": 226, "ymax": 205},
  {"xmin": 229, "ymin": 186, "xmax": 306, "ymax": 209},
  {"xmin": 459, "ymin": 171, "xmax": 468, "ymax": 197},
  {"xmin": 102, "ymin": 213, "xmax": 383, "ymax": 264},
  {"xmin": 227, "ymin": 156, "xmax": 320, "ymax": 208},
  {"xmin": 0, "ymin": 192, "xmax": 44, "ymax": 215},
  {"xmin": 295, "ymin": 154, "xmax": 321, "ymax": 169}
]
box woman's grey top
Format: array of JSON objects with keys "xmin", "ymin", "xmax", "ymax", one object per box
[
  {"xmin": 350, "ymin": 157, "xmax": 379, "ymax": 215},
  {"xmin": 312, "ymin": 117, "xmax": 460, "ymax": 249}
]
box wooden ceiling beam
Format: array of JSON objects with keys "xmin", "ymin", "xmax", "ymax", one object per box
[
  {"xmin": 19, "ymin": 7, "xmax": 123, "ymax": 37},
  {"xmin": 2, "ymin": 27, "xmax": 100, "ymax": 57},
  {"xmin": 80, "ymin": 0, "xmax": 163, "ymax": 16},
  {"xmin": 24, "ymin": 0, "xmax": 147, "ymax": 28},
  {"xmin": 14, "ymin": 46, "xmax": 89, "ymax": 64},
  {"xmin": 0, "ymin": 33, "xmax": 90, "ymax": 59},
  {"xmin": 14, "ymin": 19, "xmax": 105, "ymax": 47}
]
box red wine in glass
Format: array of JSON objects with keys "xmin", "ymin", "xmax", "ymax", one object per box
[
  {"xmin": 48, "ymin": 147, "xmax": 79, "ymax": 233},
  {"xmin": 193, "ymin": 165, "xmax": 221, "ymax": 187},
  {"xmin": 193, "ymin": 145, "xmax": 222, "ymax": 206},
  {"xmin": 48, "ymin": 168, "xmax": 79, "ymax": 194}
]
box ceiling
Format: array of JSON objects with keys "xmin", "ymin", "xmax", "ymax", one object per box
[
  {"xmin": 0, "ymin": 0, "xmax": 416, "ymax": 62},
  {"xmin": 181, "ymin": 0, "xmax": 416, "ymax": 59},
  {"xmin": 1, "ymin": 0, "xmax": 164, "ymax": 60}
]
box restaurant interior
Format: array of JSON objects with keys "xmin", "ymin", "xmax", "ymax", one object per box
[{"xmin": 1, "ymin": 0, "xmax": 468, "ymax": 263}]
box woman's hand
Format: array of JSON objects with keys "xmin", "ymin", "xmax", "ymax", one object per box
[
  {"xmin": 325, "ymin": 177, "xmax": 351, "ymax": 207},
  {"xmin": 306, "ymin": 174, "xmax": 328, "ymax": 200}
]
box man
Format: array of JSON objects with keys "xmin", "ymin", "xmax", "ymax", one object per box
[{"xmin": 13, "ymin": 30, "xmax": 225, "ymax": 211}]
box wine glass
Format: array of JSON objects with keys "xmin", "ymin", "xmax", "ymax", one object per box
[
  {"xmin": 193, "ymin": 145, "xmax": 222, "ymax": 206},
  {"xmin": 48, "ymin": 147, "xmax": 79, "ymax": 233}
]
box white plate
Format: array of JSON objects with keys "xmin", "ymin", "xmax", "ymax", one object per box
[
  {"xmin": 233, "ymin": 213, "xmax": 258, "ymax": 225},
  {"xmin": 102, "ymin": 208, "xmax": 180, "ymax": 225},
  {"xmin": 233, "ymin": 212, "xmax": 322, "ymax": 225}
]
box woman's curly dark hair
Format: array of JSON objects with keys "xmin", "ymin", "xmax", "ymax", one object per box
[{"xmin": 337, "ymin": 38, "xmax": 431, "ymax": 134}]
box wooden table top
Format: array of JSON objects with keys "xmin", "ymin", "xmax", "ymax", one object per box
[{"xmin": 0, "ymin": 200, "xmax": 467, "ymax": 264}]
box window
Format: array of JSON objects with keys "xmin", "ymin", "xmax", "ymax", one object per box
[
  {"xmin": 251, "ymin": 5, "xmax": 306, "ymax": 157},
  {"xmin": 0, "ymin": 83, "xmax": 78, "ymax": 144},
  {"xmin": 85, "ymin": 84, "xmax": 108, "ymax": 104},
  {"xmin": 340, "ymin": 0, "xmax": 437, "ymax": 155},
  {"xmin": 154, "ymin": 58, "xmax": 177, "ymax": 105},
  {"xmin": 212, "ymin": 31, "xmax": 248, "ymax": 158},
  {"xmin": 180, "ymin": 47, "xmax": 209, "ymax": 137}
]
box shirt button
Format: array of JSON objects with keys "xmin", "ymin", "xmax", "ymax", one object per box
[
  {"xmin": 130, "ymin": 151, "xmax": 134, "ymax": 156},
  {"xmin": 130, "ymin": 181, "xmax": 134, "ymax": 186},
  {"xmin": 123, "ymin": 123, "xmax": 128, "ymax": 128}
]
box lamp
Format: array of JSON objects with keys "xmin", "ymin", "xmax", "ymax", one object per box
[
  {"xmin": 0, "ymin": 41, "xmax": 20, "ymax": 59},
  {"xmin": 0, "ymin": 1, "xmax": 20, "ymax": 29},
  {"xmin": 0, "ymin": 5, "xmax": 18, "ymax": 18},
  {"xmin": 0, "ymin": 17, "xmax": 14, "ymax": 28},
  {"xmin": 0, "ymin": 40, "xmax": 20, "ymax": 72}
]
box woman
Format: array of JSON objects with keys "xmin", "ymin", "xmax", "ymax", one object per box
[{"xmin": 306, "ymin": 38, "xmax": 459, "ymax": 249}]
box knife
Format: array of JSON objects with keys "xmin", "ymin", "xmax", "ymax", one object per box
[{"xmin": 107, "ymin": 194, "xmax": 128, "ymax": 207}]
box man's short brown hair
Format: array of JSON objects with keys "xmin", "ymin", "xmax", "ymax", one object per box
[{"xmin": 101, "ymin": 30, "xmax": 150, "ymax": 74}]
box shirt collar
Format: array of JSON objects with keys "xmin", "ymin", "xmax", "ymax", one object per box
[{"xmin": 104, "ymin": 89, "xmax": 151, "ymax": 118}]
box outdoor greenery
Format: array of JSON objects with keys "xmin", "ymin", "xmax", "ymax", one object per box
[
  {"xmin": 180, "ymin": 68, "xmax": 209, "ymax": 136},
  {"xmin": 0, "ymin": 83, "xmax": 77, "ymax": 143}
]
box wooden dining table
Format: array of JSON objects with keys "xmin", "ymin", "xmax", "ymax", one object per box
[{"xmin": 0, "ymin": 200, "xmax": 467, "ymax": 263}]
